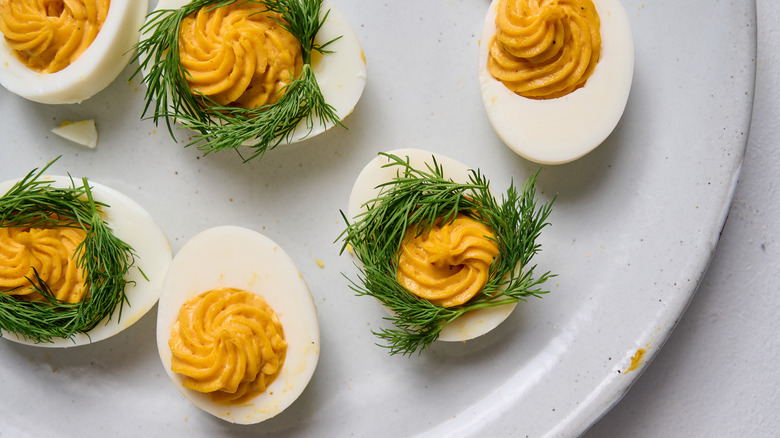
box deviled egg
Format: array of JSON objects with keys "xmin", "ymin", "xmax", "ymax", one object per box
[
  {"xmin": 0, "ymin": 0, "xmax": 147, "ymax": 103},
  {"xmin": 137, "ymin": 0, "xmax": 367, "ymax": 156},
  {"xmin": 156, "ymin": 226, "xmax": 320, "ymax": 424},
  {"xmin": 343, "ymin": 149, "xmax": 555, "ymax": 355},
  {"xmin": 0, "ymin": 170, "xmax": 171, "ymax": 347},
  {"xmin": 479, "ymin": 0, "xmax": 634, "ymax": 164}
]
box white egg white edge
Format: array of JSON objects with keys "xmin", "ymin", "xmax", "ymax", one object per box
[
  {"xmin": 145, "ymin": 0, "xmax": 366, "ymax": 146},
  {"xmin": 347, "ymin": 148, "xmax": 518, "ymax": 343},
  {"xmin": 478, "ymin": 0, "xmax": 635, "ymax": 165},
  {"xmin": 0, "ymin": 0, "xmax": 148, "ymax": 104},
  {"xmin": 289, "ymin": 0, "xmax": 367, "ymax": 142},
  {"xmin": 0, "ymin": 175, "xmax": 172, "ymax": 348},
  {"xmin": 156, "ymin": 225, "xmax": 320, "ymax": 425}
]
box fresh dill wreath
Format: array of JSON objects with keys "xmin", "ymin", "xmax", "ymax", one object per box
[
  {"xmin": 0, "ymin": 161, "xmax": 136, "ymax": 343},
  {"xmin": 132, "ymin": 0, "xmax": 342, "ymax": 162},
  {"xmin": 339, "ymin": 153, "xmax": 556, "ymax": 356}
]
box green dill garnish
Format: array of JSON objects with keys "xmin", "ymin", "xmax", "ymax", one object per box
[
  {"xmin": 339, "ymin": 152, "xmax": 555, "ymax": 356},
  {"xmin": 0, "ymin": 160, "xmax": 136, "ymax": 343},
  {"xmin": 131, "ymin": 0, "xmax": 342, "ymax": 162}
]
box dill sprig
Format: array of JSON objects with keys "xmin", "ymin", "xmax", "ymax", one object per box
[
  {"xmin": 339, "ymin": 153, "xmax": 555, "ymax": 355},
  {"xmin": 131, "ymin": 0, "xmax": 342, "ymax": 161},
  {"xmin": 0, "ymin": 160, "xmax": 136, "ymax": 343}
]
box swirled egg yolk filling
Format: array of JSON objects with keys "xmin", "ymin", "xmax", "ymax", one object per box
[
  {"xmin": 397, "ymin": 214, "xmax": 500, "ymax": 308},
  {"xmin": 488, "ymin": 0, "xmax": 601, "ymax": 99},
  {"xmin": 0, "ymin": 0, "xmax": 109, "ymax": 73},
  {"xmin": 169, "ymin": 287, "xmax": 287, "ymax": 405},
  {"xmin": 0, "ymin": 226, "xmax": 88, "ymax": 303},
  {"xmin": 178, "ymin": 3, "xmax": 303, "ymax": 109}
]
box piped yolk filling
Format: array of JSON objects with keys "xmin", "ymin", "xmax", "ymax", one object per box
[
  {"xmin": 488, "ymin": 0, "xmax": 601, "ymax": 99},
  {"xmin": 178, "ymin": 3, "xmax": 303, "ymax": 109},
  {"xmin": 169, "ymin": 287, "xmax": 287, "ymax": 405},
  {"xmin": 0, "ymin": 226, "xmax": 88, "ymax": 303},
  {"xmin": 0, "ymin": 0, "xmax": 110, "ymax": 73},
  {"xmin": 397, "ymin": 214, "xmax": 499, "ymax": 308}
]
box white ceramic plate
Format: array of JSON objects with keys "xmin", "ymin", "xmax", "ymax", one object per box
[{"xmin": 0, "ymin": 1, "xmax": 755, "ymax": 437}]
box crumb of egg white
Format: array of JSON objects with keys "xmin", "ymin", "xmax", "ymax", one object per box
[{"xmin": 51, "ymin": 119, "xmax": 98, "ymax": 149}]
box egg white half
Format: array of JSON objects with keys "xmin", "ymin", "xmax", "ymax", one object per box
[
  {"xmin": 0, "ymin": 0, "xmax": 147, "ymax": 104},
  {"xmin": 146, "ymin": 0, "xmax": 367, "ymax": 145},
  {"xmin": 0, "ymin": 175, "xmax": 172, "ymax": 347},
  {"xmin": 347, "ymin": 148, "xmax": 518, "ymax": 342},
  {"xmin": 156, "ymin": 226, "xmax": 320, "ymax": 424},
  {"xmin": 479, "ymin": 0, "xmax": 634, "ymax": 164}
]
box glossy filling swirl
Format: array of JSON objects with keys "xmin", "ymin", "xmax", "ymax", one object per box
[
  {"xmin": 0, "ymin": 0, "xmax": 109, "ymax": 73},
  {"xmin": 178, "ymin": 3, "xmax": 304, "ymax": 108},
  {"xmin": 0, "ymin": 226, "xmax": 88, "ymax": 303},
  {"xmin": 397, "ymin": 215, "xmax": 500, "ymax": 308},
  {"xmin": 488, "ymin": 0, "xmax": 601, "ymax": 99},
  {"xmin": 169, "ymin": 287, "xmax": 287, "ymax": 404}
]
